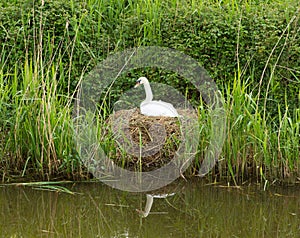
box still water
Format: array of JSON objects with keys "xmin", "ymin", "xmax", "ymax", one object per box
[{"xmin": 0, "ymin": 179, "xmax": 299, "ymax": 237}]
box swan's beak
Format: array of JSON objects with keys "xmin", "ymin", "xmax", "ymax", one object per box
[{"xmin": 134, "ymin": 82, "xmax": 141, "ymax": 88}]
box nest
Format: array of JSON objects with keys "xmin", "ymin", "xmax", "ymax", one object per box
[{"xmin": 107, "ymin": 108, "xmax": 182, "ymax": 171}]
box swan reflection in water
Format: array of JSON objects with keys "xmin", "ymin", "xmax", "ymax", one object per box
[{"xmin": 136, "ymin": 193, "xmax": 176, "ymax": 218}]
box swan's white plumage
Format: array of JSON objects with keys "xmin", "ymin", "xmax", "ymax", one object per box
[
  {"xmin": 135, "ymin": 77, "xmax": 179, "ymax": 117},
  {"xmin": 138, "ymin": 193, "xmax": 176, "ymax": 217}
]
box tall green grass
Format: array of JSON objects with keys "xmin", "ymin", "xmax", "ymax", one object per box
[
  {"xmin": 2, "ymin": 59, "xmax": 81, "ymax": 180},
  {"xmin": 218, "ymin": 73, "xmax": 299, "ymax": 184},
  {"xmin": 0, "ymin": 0, "xmax": 299, "ymax": 183}
]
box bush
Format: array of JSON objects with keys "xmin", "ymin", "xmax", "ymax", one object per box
[{"xmin": 0, "ymin": 0, "xmax": 299, "ymax": 181}]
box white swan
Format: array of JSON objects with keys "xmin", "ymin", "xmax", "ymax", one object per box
[
  {"xmin": 134, "ymin": 77, "xmax": 179, "ymax": 117},
  {"xmin": 137, "ymin": 193, "xmax": 176, "ymax": 218}
]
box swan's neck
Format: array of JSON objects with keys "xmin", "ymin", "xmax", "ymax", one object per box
[
  {"xmin": 143, "ymin": 82, "xmax": 153, "ymax": 103},
  {"xmin": 141, "ymin": 194, "xmax": 154, "ymax": 218}
]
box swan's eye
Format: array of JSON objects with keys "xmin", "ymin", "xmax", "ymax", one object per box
[{"xmin": 134, "ymin": 79, "xmax": 142, "ymax": 88}]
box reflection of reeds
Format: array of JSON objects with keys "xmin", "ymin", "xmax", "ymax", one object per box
[
  {"xmin": 1, "ymin": 180, "xmax": 299, "ymax": 236},
  {"xmin": 10, "ymin": 181, "xmax": 75, "ymax": 194}
]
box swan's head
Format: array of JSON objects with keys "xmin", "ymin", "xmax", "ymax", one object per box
[{"xmin": 134, "ymin": 77, "xmax": 149, "ymax": 88}]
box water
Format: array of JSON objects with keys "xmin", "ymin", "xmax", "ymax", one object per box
[{"xmin": 1, "ymin": 179, "xmax": 299, "ymax": 237}]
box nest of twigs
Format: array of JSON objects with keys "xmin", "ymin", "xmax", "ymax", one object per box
[{"xmin": 107, "ymin": 108, "xmax": 182, "ymax": 171}]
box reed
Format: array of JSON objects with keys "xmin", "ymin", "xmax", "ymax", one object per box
[
  {"xmin": 216, "ymin": 72, "xmax": 299, "ymax": 184},
  {"xmin": 0, "ymin": 0, "xmax": 299, "ymax": 183}
]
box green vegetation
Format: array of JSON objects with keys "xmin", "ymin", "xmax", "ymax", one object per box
[{"xmin": 0, "ymin": 0, "xmax": 299, "ymax": 184}]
